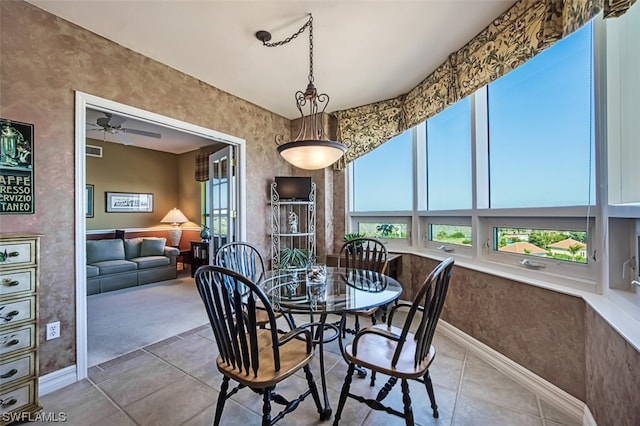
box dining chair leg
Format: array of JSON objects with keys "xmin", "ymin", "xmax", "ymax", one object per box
[
  {"xmin": 333, "ymin": 363, "xmax": 355, "ymax": 426},
  {"xmin": 401, "ymin": 379, "xmax": 415, "ymax": 426},
  {"xmin": 303, "ymin": 364, "xmax": 323, "ymax": 416},
  {"xmin": 423, "ymin": 371, "xmax": 439, "ymax": 418},
  {"xmin": 370, "ymin": 371, "xmax": 377, "ymax": 387},
  {"xmin": 376, "ymin": 376, "xmax": 398, "ymax": 402},
  {"xmin": 214, "ymin": 376, "xmax": 230, "ymax": 426},
  {"xmin": 262, "ymin": 386, "xmax": 273, "ymax": 426}
]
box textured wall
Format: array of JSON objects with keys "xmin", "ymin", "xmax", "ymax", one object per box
[
  {"xmin": 86, "ymin": 140, "xmax": 180, "ymax": 230},
  {"xmin": 585, "ymin": 306, "xmax": 640, "ymax": 426},
  {"xmin": 406, "ymin": 255, "xmax": 586, "ymax": 401},
  {"xmin": 1, "ymin": 0, "xmax": 291, "ymax": 375}
]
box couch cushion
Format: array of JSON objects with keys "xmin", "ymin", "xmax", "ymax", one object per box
[
  {"xmin": 86, "ymin": 239, "xmax": 125, "ymax": 264},
  {"xmin": 140, "ymin": 238, "xmax": 167, "ymax": 256},
  {"xmin": 93, "ymin": 259, "xmax": 137, "ymax": 275},
  {"xmin": 131, "ymin": 256, "xmax": 171, "ymax": 269},
  {"xmin": 124, "ymin": 238, "xmax": 143, "ymax": 259},
  {"xmin": 86, "ymin": 265, "xmax": 100, "ymax": 278}
]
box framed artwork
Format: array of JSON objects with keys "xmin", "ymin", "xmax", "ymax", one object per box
[
  {"xmin": 1, "ymin": 118, "xmax": 34, "ymax": 214},
  {"xmin": 86, "ymin": 184, "xmax": 94, "ymax": 217},
  {"xmin": 106, "ymin": 192, "xmax": 153, "ymax": 213}
]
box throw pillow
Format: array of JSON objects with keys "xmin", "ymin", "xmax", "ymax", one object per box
[
  {"xmin": 140, "ymin": 238, "xmax": 166, "ymax": 256},
  {"xmin": 124, "ymin": 238, "xmax": 143, "ymax": 259},
  {"xmin": 86, "ymin": 239, "xmax": 125, "ymax": 264}
]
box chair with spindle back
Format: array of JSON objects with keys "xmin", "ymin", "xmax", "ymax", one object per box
[
  {"xmin": 333, "ymin": 257, "xmax": 455, "ymax": 426},
  {"xmin": 195, "ymin": 265, "xmax": 322, "ymax": 425}
]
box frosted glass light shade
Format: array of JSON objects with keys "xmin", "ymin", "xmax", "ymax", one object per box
[{"xmin": 277, "ymin": 140, "xmax": 347, "ymax": 170}]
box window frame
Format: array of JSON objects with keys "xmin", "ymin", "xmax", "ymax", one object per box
[{"xmin": 347, "ymin": 19, "xmax": 600, "ymax": 292}]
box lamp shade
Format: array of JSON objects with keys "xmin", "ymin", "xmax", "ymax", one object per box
[
  {"xmin": 161, "ymin": 208, "xmax": 189, "ymax": 225},
  {"xmin": 277, "ymin": 140, "xmax": 347, "ymax": 170}
]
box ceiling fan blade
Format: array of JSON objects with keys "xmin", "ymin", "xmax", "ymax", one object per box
[
  {"xmin": 107, "ymin": 114, "xmax": 126, "ymax": 127},
  {"xmin": 121, "ymin": 128, "xmax": 162, "ymax": 138},
  {"xmin": 114, "ymin": 132, "xmax": 133, "ymax": 145}
]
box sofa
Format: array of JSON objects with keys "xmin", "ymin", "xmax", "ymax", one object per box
[{"xmin": 86, "ymin": 237, "xmax": 179, "ymax": 295}]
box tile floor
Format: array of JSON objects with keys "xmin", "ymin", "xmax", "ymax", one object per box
[{"xmin": 34, "ymin": 314, "xmax": 581, "ymax": 426}]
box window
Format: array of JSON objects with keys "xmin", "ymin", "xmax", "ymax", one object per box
[
  {"xmin": 351, "ymin": 130, "xmax": 413, "ymax": 212},
  {"xmin": 494, "ymin": 227, "xmax": 588, "ymax": 264},
  {"xmin": 430, "ymin": 224, "xmax": 472, "ymax": 247},
  {"xmin": 426, "ymin": 98, "xmax": 472, "ymax": 210},
  {"xmin": 348, "ymin": 20, "xmax": 598, "ymax": 290},
  {"xmin": 357, "ymin": 221, "xmax": 408, "ymax": 240},
  {"xmin": 487, "ymin": 23, "xmax": 595, "ymax": 209}
]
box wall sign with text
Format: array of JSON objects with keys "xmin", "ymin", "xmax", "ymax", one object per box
[{"xmin": 0, "ymin": 118, "xmax": 34, "ymax": 214}]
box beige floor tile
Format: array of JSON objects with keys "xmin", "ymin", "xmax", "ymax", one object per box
[
  {"xmin": 98, "ymin": 357, "xmax": 186, "ymax": 407},
  {"xmin": 453, "ymin": 394, "xmax": 543, "ymax": 426},
  {"xmin": 124, "ymin": 374, "xmax": 215, "ymax": 426},
  {"xmin": 460, "ymin": 353, "xmax": 540, "ymax": 417},
  {"xmin": 36, "ymin": 386, "xmax": 120, "ymax": 426}
]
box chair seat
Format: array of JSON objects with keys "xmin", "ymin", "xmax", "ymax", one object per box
[
  {"xmin": 217, "ymin": 329, "xmax": 313, "ymax": 388},
  {"xmin": 344, "ymin": 324, "xmax": 435, "ymax": 379}
]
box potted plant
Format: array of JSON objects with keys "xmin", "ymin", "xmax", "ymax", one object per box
[{"xmin": 279, "ymin": 247, "xmax": 311, "ymax": 270}]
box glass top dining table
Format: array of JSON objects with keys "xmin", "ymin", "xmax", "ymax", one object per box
[
  {"xmin": 260, "ymin": 266, "xmax": 403, "ymax": 420},
  {"xmin": 260, "ymin": 266, "xmax": 403, "ymax": 315}
]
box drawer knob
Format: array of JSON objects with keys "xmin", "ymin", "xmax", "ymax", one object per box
[
  {"xmin": 1, "ymin": 279, "xmax": 20, "ymax": 287},
  {"xmin": 0, "ymin": 368, "xmax": 17, "ymax": 379},
  {"xmin": 3, "ymin": 338, "xmax": 19, "ymax": 347},
  {"xmin": 0, "ymin": 397, "xmax": 17, "ymax": 408}
]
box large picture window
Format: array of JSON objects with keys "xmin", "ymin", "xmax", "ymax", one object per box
[
  {"xmin": 487, "ymin": 23, "xmax": 595, "ymax": 209},
  {"xmin": 351, "ymin": 130, "xmax": 413, "ymax": 212},
  {"xmin": 426, "ymin": 98, "xmax": 472, "ymax": 210}
]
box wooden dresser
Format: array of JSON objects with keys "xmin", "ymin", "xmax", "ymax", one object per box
[{"xmin": 0, "ymin": 234, "xmax": 41, "ymax": 424}]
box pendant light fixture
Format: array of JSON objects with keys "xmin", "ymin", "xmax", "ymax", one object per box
[{"xmin": 256, "ymin": 14, "xmax": 347, "ymax": 170}]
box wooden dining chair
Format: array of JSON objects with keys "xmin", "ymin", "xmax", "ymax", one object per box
[
  {"xmin": 332, "ymin": 257, "xmax": 455, "ymax": 426},
  {"xmin": 338, "ymin": 237, "xmax": 389, "ymax": 334},
  {"xmin": 195, "ymin": 265, "xmax": 322, "ymax": 425},
  {"xmin": 215, "ymin": 241, "xmax": 284, "ymax": 328},
  {"xmin": 215, "ymin": 241, "xmax": 266, "ymax": 284}
]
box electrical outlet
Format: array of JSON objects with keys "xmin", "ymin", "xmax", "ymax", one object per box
[{"xmin": 46, "ymin": 321, "xmax": 60, "ymax": 340}]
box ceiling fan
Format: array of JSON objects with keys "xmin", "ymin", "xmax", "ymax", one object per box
[{"xmin": 87, "ymin": 113, "xmax": 162, "ymax": 143}]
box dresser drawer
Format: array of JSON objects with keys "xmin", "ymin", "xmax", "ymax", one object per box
[
  {"xmin": 0, "ymin": 379, "xmax": 36, "ymax": 416},
  {"xmin": 0, "ymin": 269, "xmax": 35, "ymax": 299},
  {"xmin": 0, "ymin": 325, "xmax": 35, "ymax": 357},
  {"xmin": 0, "ymin": 353, "xmax": 34, "ymax": 389},
  {"xmin": 0, "ymin": 240, "xmax": 36, "ymax": 269},
  {"xmin": 0, "ymin": 297, "xmax": 35, "ymax": 330}
]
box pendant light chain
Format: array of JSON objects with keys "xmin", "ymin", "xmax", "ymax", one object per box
[{"xmin": 259, "ymin": 14, "xmax": 314, "ymax": 84}]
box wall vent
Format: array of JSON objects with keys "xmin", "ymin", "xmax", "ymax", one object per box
[{"xmin": 86, "ymin": 144, "xmax": 102, "ymax": 158}]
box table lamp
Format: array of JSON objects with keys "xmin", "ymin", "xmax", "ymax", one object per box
[{"xmin": 161, "ymin": 208, "xmax": 189, "ymax": 246}]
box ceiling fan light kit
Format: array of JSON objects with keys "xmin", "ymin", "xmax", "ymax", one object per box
[{"xmin": 256, "ymin": 14, "xmax": 347, "ymax": 170}]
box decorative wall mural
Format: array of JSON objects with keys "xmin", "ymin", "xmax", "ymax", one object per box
[{"xmin": 0, "ymin": 118, "xmax": 34, "ymax": 214}]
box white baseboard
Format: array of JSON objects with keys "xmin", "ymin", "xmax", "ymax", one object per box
[
  {"xmin": 436, "ymin": 320, "xmax": 595, "ymax": 425},
  {"xmin": 39, "ymin": 365, "xmax": 77, "ymax": 396}
]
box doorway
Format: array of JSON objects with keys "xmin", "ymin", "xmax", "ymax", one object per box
[{"xmin": 75, "ymin": 92, "xmax": 247, "ymax": 379}]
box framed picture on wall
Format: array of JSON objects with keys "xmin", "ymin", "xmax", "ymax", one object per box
[
  {"xmin": 106, "ymin": 192, "xmax": 153, "ymax": 213},
  {"xmin": 86, "ymin": 184, "xmax": 94, "ymax": 217}
]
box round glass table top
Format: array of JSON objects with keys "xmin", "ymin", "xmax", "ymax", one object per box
[{"xmin": 261, "ymin": 267, "xmax": 403, "ymax": 314}]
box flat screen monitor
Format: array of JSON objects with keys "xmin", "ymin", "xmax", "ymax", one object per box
[{"xmin": 274, "ymin": 176, "xmax": 312, "ymax": 200}]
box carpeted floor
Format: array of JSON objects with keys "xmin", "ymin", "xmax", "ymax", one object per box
[{"xmin": 87, "ymin": 273, "xmax": 208, "ymax": 366}]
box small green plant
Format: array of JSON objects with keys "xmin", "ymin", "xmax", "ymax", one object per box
[
  {"xmin": 279, "ymin": 247, "xmax": 311, "ymax": 269},
  {"xmin": 343, "ymin": 232, "xmax": 366, "ymax": 243}
]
